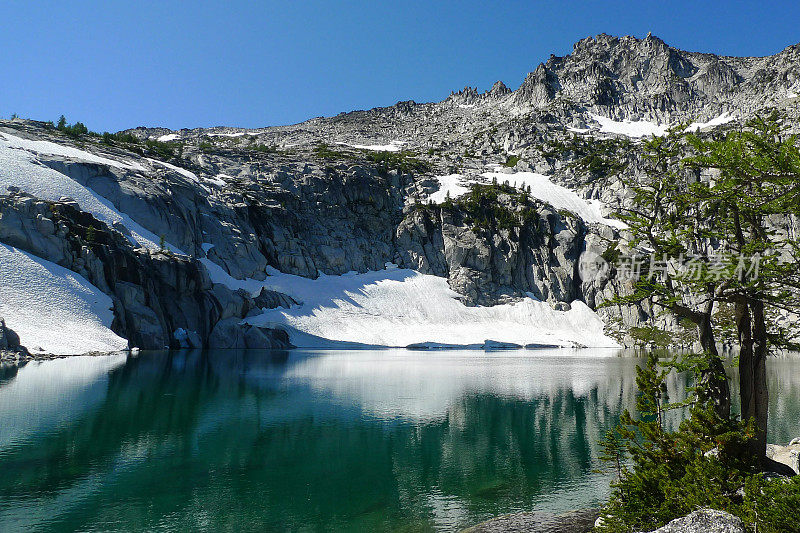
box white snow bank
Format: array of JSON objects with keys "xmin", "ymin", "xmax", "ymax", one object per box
[
  {"xmin": 0, "ymin": 136, "xmax": 180, "ymax": 251},
  {"xmin": 156, "ymin": 133, "xmax": 179, "ymax": 142},
  {"xmin": 588, "ymin": 113, "xmax": 736, "ymax": 138},
  {"xmin": 685, "ymin": 112, "xmax": 735, "ymax": 132},
  {"xmin": 428, "ymin": 174, "xmax": 471, "ymax": 203},
  {"xmin": 0, "ymin": 132, "xmax": 145, "ymax": 171},
  {"xmin": 244, "ymin": 267, "xmax": 619, "ymax": 348},
  {"xmin": 590, "ymin": 114, "xmax": 668, "ymax": 138},
  {"xmin": 339, "ymin": 140, "xmax": 406, "ymax": 152},
  {"xmin": 427, "ymin": 170, "xmax": 625, "ymax": 228},
  {"xmin": 484, "ymin": 171, "xmax": 627, "ymax": 229},
  {"xmin": 0, "ymin": 243, "xmax": 128, "ymax": 355}
]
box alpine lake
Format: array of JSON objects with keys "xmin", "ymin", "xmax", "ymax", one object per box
[{"xmin": 1, "ymin": 349, "xmax": 799, "ymax": 532}]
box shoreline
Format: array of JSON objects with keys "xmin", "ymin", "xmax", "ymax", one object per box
[{"xmin": 462, "ymin": 509, "xmax": 599, "ymax": 533}]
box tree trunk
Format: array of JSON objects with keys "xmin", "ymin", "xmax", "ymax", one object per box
[
  {"xmin": 669, "ymin": 301, "xmax": 731, "ymax": 420},
  {"xmin": 750, "ymin": 299, "xmax": 769, "ymax": 459},
  {"xmin": 736, "ymin": 297, "xmax": 768, "ymax": 460},
  {"xmin": 697, "ymin": 304, "xmax": 731, "ymax": 420}
]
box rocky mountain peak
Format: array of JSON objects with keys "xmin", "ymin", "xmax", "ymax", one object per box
[{"xmin": 488, "ymin": 80, "xmax": 511, "ymax": 97}]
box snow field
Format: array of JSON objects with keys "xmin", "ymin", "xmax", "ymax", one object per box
[
  {"xmin": 337, "ymin": 140, "xmax": 407, "ymax": 152},
  {"xmin": 590, "ymin": 113, "xmax": 668, "ymax": 138},
  {"xmin": 0, "ymin": 243, "xmax": 128, "ymax": 355},
  {"xmin": 586, "ymin": 112, "xmax": 736, "ymax": 138},
  {"xmin": 242, "ymin": 266, "xmax": 619, "ymax": 348},
  {"xmin": 0, "ymin": 132, "xmax": 145, "ymax": 171},
  {"xmin": 427, "ymin": 170, "xmax": 626, "ymax": 229},
  {"xmin": 428, "ymin": 174, "xmax": 471, "ymax": 203},
  {"xmin": 0, "ymin": 133, "xmax": 181, "ymax": 251}
]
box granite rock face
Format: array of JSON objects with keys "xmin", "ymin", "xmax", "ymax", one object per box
[
  {"xmin": 0, "ymin": 316, "xmax": 28, "ymax": 362},
  {"xmin": 396, "ymin": 200, "xmax": 591, "ymax": 305},
  {"xmin": 646, "ymin": 509, "xmax": 745, "ymax": 533},
  {"xmin": 2, "ymin": 34, "xmax": 799, "ymax": 353}
]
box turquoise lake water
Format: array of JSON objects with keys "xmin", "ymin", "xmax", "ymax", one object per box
[{"xmin": 1, "ymin": 349, "xmax": 798, "ymax": 532}]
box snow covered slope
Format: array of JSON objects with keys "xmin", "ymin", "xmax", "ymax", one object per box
[
  {"xmin": 590, "ymin": 114, "xmax": 668, "ymax": 138},
  {"xmin": 0, "ymin": 243, "xmax": 128, "ymax": 355},
  {"xmin": 243, "ymin": 265, "xmax": 618, "ymax": 348},
  {"xmin": 428, "ymin": 170, "xmax": 626, "ymax": 229},
  {"xmin": 428, "ymin": 174, "xmax": 471, "ymax": 203},
  {"xmin": 588, "ymin": 113, "xmax": 736, "ymax": 138},
  {"xmin": 338, "ymin": 140, "xmax": 406, "ymax": 152},
  {"xmin": 685, "ymin": 112, "xmax": 736, "ymax": 132},
  {"xmin": 483, "ymin": 171, "xmax": 627, "ymax": 228},
  {"xmin": 0, "ymin": 132, "xmax": 176, "ymax": 251},
  {"xmin": 0, "ymin": 132, "xmax": 145, "ymax": 170}
]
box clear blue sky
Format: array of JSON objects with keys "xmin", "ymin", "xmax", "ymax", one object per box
[{"xmin": 2, "ymin": 1, "xmax": 798, "ymax": 132}]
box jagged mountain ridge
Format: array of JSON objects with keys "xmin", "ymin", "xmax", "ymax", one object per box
[
  {"xmin": 131, "ymin": 33, "xmax": 800, "ymax": 152},
  {"xmin": 1, "ymin": 34, "xmax": 799, "ymax": 356}
]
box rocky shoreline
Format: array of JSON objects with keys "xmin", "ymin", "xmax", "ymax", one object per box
[{"xmin": 462, "ymin": 509, "xmax": 598, "ymax": 533}]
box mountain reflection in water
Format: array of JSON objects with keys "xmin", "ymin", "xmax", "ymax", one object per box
[{"xmin": 0, "ymin": 349, "xmax": 798, "ymax": 532}]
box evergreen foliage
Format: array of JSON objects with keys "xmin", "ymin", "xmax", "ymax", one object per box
[
  {"xmin": 56, "ymin": 115, "xmax": 90, "ymax": 138},
  {"xmin": 599, "ymin": 111, "xmax": 800, "ymax": 531},
  {"xmin": 441, "ymin": 182, "xmax": 539, "ymax": 232},
  {"xmin": 597, "ymin": 353, "xmax": 800, "ymax": 532}
]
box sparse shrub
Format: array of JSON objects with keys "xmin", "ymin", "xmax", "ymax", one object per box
[
  {"xmin": 101, "ymin": 131, "xmax": 141, "ymax": 145},
  {"xmin": 366, "ymin": 150, "xmax": 430, "ymax": 173},
  {"xmin": 314, "ymin": 142, "xmax": 353, "ymax": 160},
  {"xmin": 55, "ymin": 115, "xmax": 92, "ymax": 138},
  {"xmin": 441, "ymin": 182, "xmax": 537, "ymax": 232},
  {"xmin": 144, "ymin": 139, "xmax": 176, "ymax": 160}
]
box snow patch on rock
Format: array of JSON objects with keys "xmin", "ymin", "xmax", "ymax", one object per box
[
  {"xmin": 339, "ymin": 140, "xmax": 406, "ymax": 152},
  {"xmin": 0, "ymin": 137, "xmax": 180, "ymax": 251},
  {"xmin": 590, "ymin": 114, "xmax": 668, "ymax": 138},
  {"xmin": 146, "ymin": 158, "xmax": 199, "ymax": 183},
  {"xmin": 488, "ymin": 172, "xmax": 627, "ymax": 229},
  {"xmin": 428, "ymin": 170, "xmax": 625, "ymax": 228},
  {"xmin": 243, "ymin": 266, "xmax": 619, "ymax": 348},
  {"xmin": 685, "ymin": 112, "xmax": 736, "ymax": 132},
  {"xmin": 428, "ymin": 174, "xmax": 471, "ymax": 203},
  {"xmin": 0, "ymin": 132, "xmax": 145, "ymax": 171},
  {"xmin": 0, "ymin": 243, "xmax": 128, "ymax": 355}
]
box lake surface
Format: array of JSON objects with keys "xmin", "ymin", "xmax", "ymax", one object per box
[{"xmin": 1, "ymin": 349, "xmax": 798, "ymax": 532}]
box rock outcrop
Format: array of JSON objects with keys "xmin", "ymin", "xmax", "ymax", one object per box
[
  {"xmin": 0, "ymin": 316, "xmax": 28, "ymax": 362},
  {"xmin": 2, "ymin": 34, "xmax": 799, "ymax": 354},
  {"xmin": 646, "ymin": 509, "xmax": 745, "ymax": 533}
]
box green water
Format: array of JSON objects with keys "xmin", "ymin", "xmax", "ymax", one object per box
[{"xmin": 0, "ymin": 350, "xmax": 798, "ymax": 532}]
